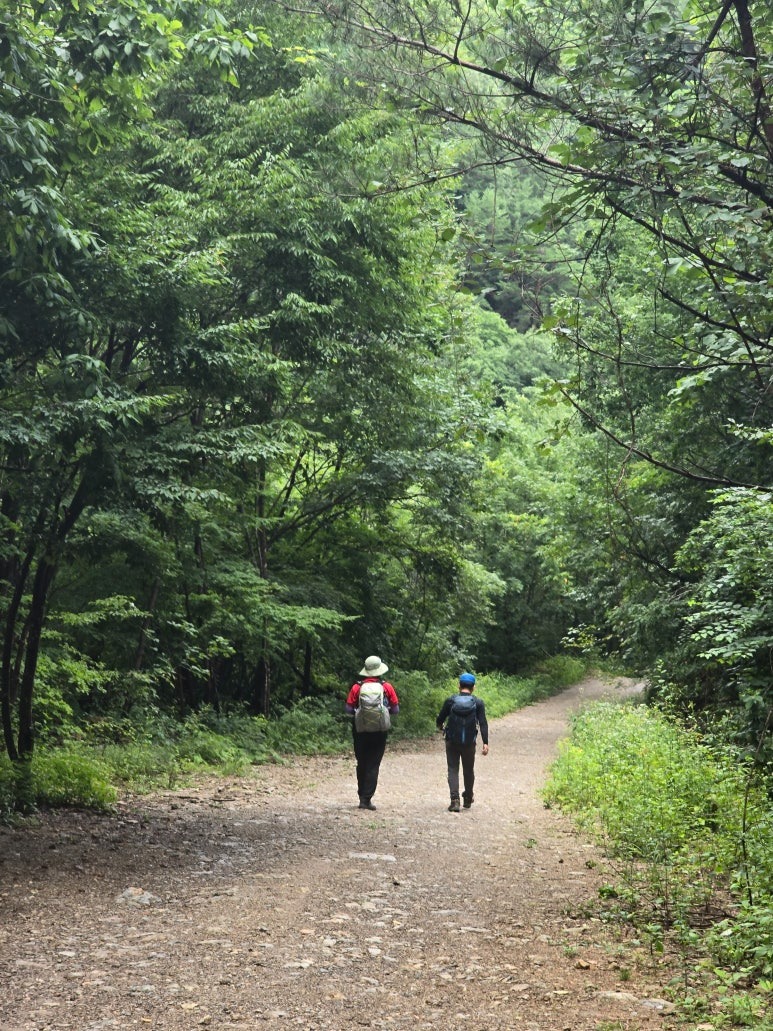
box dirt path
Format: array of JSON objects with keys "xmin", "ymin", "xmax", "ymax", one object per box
[{"xmin": 0, "ymin": 676, "xmax": 680, "ymax": 1031}]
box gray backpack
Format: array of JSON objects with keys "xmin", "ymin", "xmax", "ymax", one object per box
[{"xmin": 354, "ymin": 681, "xmax": 391, "ymax": 732}]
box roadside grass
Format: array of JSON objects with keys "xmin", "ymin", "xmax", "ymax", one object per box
[
  {"xmin": 0, "ymin": 655, "xmax": 588, "ymax": 818},
  {"xmin": 544, "ymin": 700, "xmax": 773, "ymax": 1030}
]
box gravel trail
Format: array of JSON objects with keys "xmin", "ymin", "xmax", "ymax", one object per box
[{"xmin": 0, "ymin": 676, "xmax": 679, "ymax": 1031}]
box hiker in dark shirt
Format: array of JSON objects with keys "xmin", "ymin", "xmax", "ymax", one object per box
[
  {"xmin": 345, "ymin": 655, "xmax": 399, "ymax": 811},
  {"xmin": 436, "ymin": 672, "xmax": 488, "ymax": 812}
]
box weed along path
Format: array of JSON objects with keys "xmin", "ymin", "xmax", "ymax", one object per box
[{"xmin": 0, "ymin": 676, "xmax": 682, "ymax": 1031}]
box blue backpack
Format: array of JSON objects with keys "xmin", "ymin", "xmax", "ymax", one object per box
[{"xmin": 445, "ymin": 693, "xmax": 478, "ymax": 745}]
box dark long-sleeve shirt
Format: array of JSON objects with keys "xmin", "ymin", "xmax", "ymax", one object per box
[{"xmin": 436, "ymin": 693, "xmax": 488, "ymax": 745}]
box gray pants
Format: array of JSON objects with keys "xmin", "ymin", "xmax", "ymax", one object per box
[{"xmin": 445, "ymin": 739, "xmax": 477, "ymax": 799}]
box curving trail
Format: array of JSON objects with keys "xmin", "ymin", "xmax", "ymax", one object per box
[{"xmin": 0, "ymin": 676, "xmax": 679, "ymax": 1031}]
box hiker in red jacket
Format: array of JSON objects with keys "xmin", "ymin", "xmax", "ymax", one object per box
[{"xmin": 345, "ymin": 655, "xmax": 399, "ymax": 810}]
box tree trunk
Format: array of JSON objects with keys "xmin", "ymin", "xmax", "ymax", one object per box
[
  {"xmin": 16, "ymin": 557, "xmax": 56, "ymax": 757},
  {"xmin": 134, "ymin": 577, "xmax": 160, "ymax": 670},
  {"xmin": 206, "ymin": 657, "xmax": 221, "ymax": 712},
  {"xmin": 252, "ymin": 458, "xmax": 272, "ymax": 717},
  {"xmin": 301, "ymin": 641, "xmax": 313, "ymax": 697},
  {"xmin": 14, "ymin": 474, "xmax": 90, "ymax": 757},
  {"xmin": 1, "ymin": 546, "xmax": 37, "ymax": 762},
  {"xmin": 252, "ymin": 654, "xmax": 270, "ymax": 717},
  {"xmin": 734, "ymin": 0, "xmax": 773, "ymax": 153}
]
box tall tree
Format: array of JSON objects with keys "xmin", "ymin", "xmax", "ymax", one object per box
[
  {"xmin": 311, "ymin": 0, "xmax": 773, "ymax": 730},
  {"xmin": 2, "ymin": 2, "xmax": 486, "ymax": 758},
  {"xmin": 314, "ymin": 0, "xmax": 772, "ymax": 486},
  {"xmin": 0, "ymin": 2, "xmax": 259, "ymax": 759}
]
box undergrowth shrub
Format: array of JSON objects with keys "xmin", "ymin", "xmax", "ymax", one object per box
[
  {"xmin": 93, "ymin": 740, "xmax": 180, "ymax": 790},
  {"xmin": 708, "ymin": 899, "xmax": 773, "ymax": 982},
  {"xmin": 533, "ymin": 655, "xmax": 588, "ymax": 690},
  {"xmin": 175, "ymin": 708, "xmax": 265, "ymax": 771},
  {"xmin": 263, "ymin": 696, "xmax": 350, "ymax": 756},
  {"xmin": 706, "ymin": 802, "xmax": 773, "ymax": 981},
  {"xmin": 32, "ymin": 751, "xmax": 117, "ymax": 808},
  {"xmin": 544, "ymin": 701, "xmax": 772, "ymax": 978},
  {"xmin": 0, "ymin": 751, "xmax": 118, "ymax": 816},
  {"xmin": 0, "ymin": 757, "xmax": 16, "ymax": 819},
  {"xmin": 482, "ymin": 657, "xmax": 588, "ymax": 717},
  {"xmin": 388, "ymin": 669, "xmax": 446, "ymax": 737}
]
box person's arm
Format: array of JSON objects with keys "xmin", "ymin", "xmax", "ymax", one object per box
[
  {"xmin": 345, "ymin": 683, "xmax": 360, "ymax": 715},
  {"xmin": 383, "ymin": 682, "xmax": 400, "ymax": 714},
  {"xmin": 436, "ymin": 698, "xmax": 451, "ymax": 730},
  {"xmin": 476, "ymin": 698, "xmax": 489, "ymax": 752}
]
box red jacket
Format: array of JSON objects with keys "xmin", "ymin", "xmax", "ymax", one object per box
[{"xmin": 346, "ymin": 678, "xmax": 400, "ymax": 714}]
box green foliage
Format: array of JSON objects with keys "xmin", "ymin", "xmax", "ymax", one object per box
[
  {"xmin": 533, "ymin": 655, "xmax": 588, "ymax": 690},
  {"xmin": 651, "ymin": 489, "xmax": 773, "ymax": 760},
  {"xmin": 0, "ymin": 0, "xmax": 255, "ymax": 294},
  {"xmin": 466, "ymin": 306, "xmax": 565, "ymax": 389},
  {"xmin": 78, "ymin": 700, "xmax": 349, "ymax": 790},
  {"xmin": 264, "ymin": 697, "xmax": 350, "ymax": 756},
  {"xmin": 467, "ymin": 388, "xmax": 593, "ymax": 670},
  {"xmin": 544, "ymin": 702, "xmax": 773, "ymax": 976},
  {"xmin": 709, "ymin": 898, "xmax": 773, "ymax": 983},
  {"xmin": 91, "ymin": 740, "xmax": 181, "ymax": 792},
  {"xmin": 386, "ymin": 669, "xmax": 447, "ymax": 738},
  {"xmin": 0, "ymin": 752, "xmax": 117, "ymax": 816},
  {"xmin": 87, "ymin": 707, "xmax": 261, "ymax": 785},
  {"xmin": 706, "ymin": 803, "xmax": 773, "ymax": 983},
  {"xmin": 391, "ymin": 660, "xmax": 587, "ymax": 738},
  {"xmin": 459, "ymin": 164, "xmax": 574, "ymax": 333},
  {"xmin": 1, "ymin": 0, "xmax": 490, "ymax": 756},
  {"xmin": 315, "ymin": 0, "xmax": 773, "ymax": 789},
  {"xmin": 480, "ymin": 658, "xmax": 588, "ymax": 717},
  {"xmin": 32, "ymin": 752, "xmax": 118, "ymax": 809}
]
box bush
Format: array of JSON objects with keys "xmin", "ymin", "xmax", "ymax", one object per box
[
  {"xmin": 473, "ymin": 658, "xmax": 587, "ymax": 719},
  {"xmin": 0, "ymin": 750, "xmax": 118, "ymax": 815},
  {"xmin": 95, "ymin": 740, "xmax": 181, "ymax": 789},
  {"xmin": 387, "ymin": 662, "xmax": 587, "ymax": 738},
  {"xmin": 534, "ymin": 655, "xmax": 588, "ymax": 689},
  {"xmin": 33, "ymin": 751, "xmax": 118, "ymax": 808},
  {"xmin": 707, "ymin": 803, "xmax": 773, "ymax": 981},
  {"xmin": 264, "ymin": 696, "xmax": 350, "ymax": 756},
  {"xmin": 387, "ymin": 669, "xmax": 446, "ymax": 738},
  {"xmin": 175, "ymin": 708, "xmax": 262, "ymax": 771},
  {"xmin": 544, "ymin": 701, "xmax": 772, "ymax": 969},
  {"xmin": 0, "ymin": 757, "xmax": 16, "ymax": 820},
  {"xmin": 709, "ymin": 899, "xmax": 773, "ymax": 981}
]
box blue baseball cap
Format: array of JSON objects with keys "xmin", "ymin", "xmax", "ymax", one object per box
[{"xmin": 459, "ymin": 672, "xmax": 476, "ymax": 686}]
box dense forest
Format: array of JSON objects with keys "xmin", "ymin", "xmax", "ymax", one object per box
[
  {"xmin": 1, "ymin": 0, "xmax": 772, "ymax": 1019},
  {"xmin": 1, "ymin": 2, "xmax": 771, "ymax": 770}
]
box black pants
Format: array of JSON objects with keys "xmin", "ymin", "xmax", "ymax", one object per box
[
  {"xmin": 445, "ymin": 739, "xmax": 477, "ymax": 799},
  {"xmin": 352, "ymin": 728, "xmax": 388, "ymax": 802}
]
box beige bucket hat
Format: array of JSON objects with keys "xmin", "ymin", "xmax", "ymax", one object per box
[{"xmin": 359, "ymin": 655, "xmax": 389, "ymax": 677}]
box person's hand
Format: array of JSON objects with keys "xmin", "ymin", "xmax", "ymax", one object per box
[{"xmin": 482, "ymin": 743, "xmax": 489, "ymax": 756}]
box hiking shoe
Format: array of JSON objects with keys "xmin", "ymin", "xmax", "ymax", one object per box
[
  {"xmin": 462, "ymin": 792, "xmax": 474, "ymax": 808},
  {"xmin": 359, "ymin": 799, "xmax": 377, "ymax": 810},
  {"xmin": 448, "ymin": 797, "xmax": 461, "ymax": 813}
]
